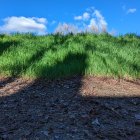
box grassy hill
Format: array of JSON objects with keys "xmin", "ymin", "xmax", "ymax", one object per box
[{"xmin": 0, "ymin": 33, "xmax": 139, "ymax": 79}]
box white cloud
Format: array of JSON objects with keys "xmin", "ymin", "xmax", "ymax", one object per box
[
  {"xmin": 0, "ymin": 16, "xmax": 47, "ymax": 35},
  {"xmin": 94, "ymin": 10, "xmax": 107, "ymax": 31},
  {"xmin": 32, "ymin": 17, "xmax": 47, "ymax": 24},
  {"xmin": 74, "ymin": 16, "xmax": 83, "ymax": 20},
  {"xmin": 94, "ymin": 10, "xmax": 103, "ymax": 19},
  {"xmin": 83, "ymin": 12, "xmax": 90, "ymax": 20},
  {"xmin": 127, "ymin": 8, "xmax": 137, "ymax": 14},
  {"xmin": 74, "ymin": 12, "xmax": 90, "ymax": 21},
  {"xmin": 86, "ymin": 7, "xmax": 95, "ymax": 12},
  {"xmin": 85, "ymin": 9, "xmax": 107, "ymax": 32},
  {"xmin": 74, "ymin": 7, "xmax": 108, "ymax": 33},
  {"xmin": 122, "ymin": 4, "xmax": 137, "ymax": 14}
]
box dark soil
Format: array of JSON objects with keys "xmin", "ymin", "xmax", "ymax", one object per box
[{"xmin": 0, "ymin": 76, "xmax": 140, "ymax": 140}]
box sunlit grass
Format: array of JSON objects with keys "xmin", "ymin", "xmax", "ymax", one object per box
[{"xmin": 0, "ymin": 33, "xmax": 139, "ymax": 79}]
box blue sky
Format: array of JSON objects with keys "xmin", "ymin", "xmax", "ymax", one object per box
[{"xmin": 0, "ymin": 0, "xmax": 139, "ymax": 35}]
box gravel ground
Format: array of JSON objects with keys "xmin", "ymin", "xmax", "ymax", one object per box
[{"xmin": 0, "ymin": 76, "xmax": 140, "ymax": 140}]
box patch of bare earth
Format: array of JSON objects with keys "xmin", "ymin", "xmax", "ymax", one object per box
[{"xmin": 0, "ymin": 76, "xmax": 140, "ymax": 140}]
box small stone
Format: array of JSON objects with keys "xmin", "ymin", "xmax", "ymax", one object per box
[
  {"xmin": 121, "ymin": 109, "xmax": 128, "ymax": 115},
  {"xmin": 54, "ymin": 135, "xmax": 60, "ymax": 139},
  {"xmin": 42, "ymin": 130, "xmax": 48, "ymax": 136},
  {"xmin": 64, "ymin": 85, "xmax": 69, "ymax": 88},
  {"xmin": 131, "ymin": 99, "xmax": 139, "ymax": 105},
  {"xmin": 92, "ymin": 118, "xmax": 100, "ymax": 126},
  {"xmin": 81, "ymin": 114, "xmax": 89, "ymax": 118},
  {"xmin": 59, "ymin": 125, "xmax": 65, "ymax": 129},
  {"xmin": 71, "ymin": 128, "xmax": 78, "ymax": 133}
]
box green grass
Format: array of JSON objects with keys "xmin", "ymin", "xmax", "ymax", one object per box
[{"xmin": 0, "ymin": 33, "xmax": 140, "ymax": 79}]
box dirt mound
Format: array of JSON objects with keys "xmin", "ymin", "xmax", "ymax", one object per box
[{"xmin": 0, "ymin": 76, "xmax": 140, "ymax": 139}]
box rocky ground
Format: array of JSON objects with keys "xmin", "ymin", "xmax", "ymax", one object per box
[{"xmin": 0, "ymin": 76, "xmax": 140, "ymax": 140}]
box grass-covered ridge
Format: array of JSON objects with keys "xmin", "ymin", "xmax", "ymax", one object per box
[{"xmin": 0, "ymin": 33, "xmax": 140, "ymax": 79}]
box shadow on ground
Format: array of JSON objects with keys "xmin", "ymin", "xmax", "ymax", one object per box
[
  {"xmin": 0, "ymin": 51, "xmax": 140, "ymax": 140},
  {"xmin": 0, "ymin": 40, "xmax": 20, "ymax": 56}
]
